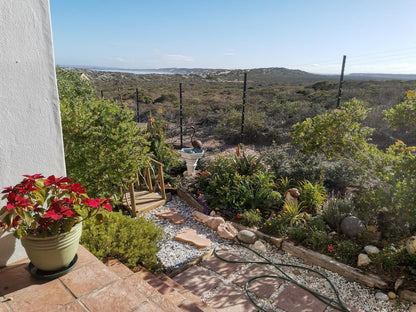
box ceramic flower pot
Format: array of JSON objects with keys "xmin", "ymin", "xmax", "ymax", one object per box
[{"xmin": 21, "ymin": 222, "xmax": 82, "ymax": 272}]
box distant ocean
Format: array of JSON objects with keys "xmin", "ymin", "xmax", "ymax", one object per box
[{"xmin": 72, "ymin": 67, "xmax": 173, "ymax": 75}]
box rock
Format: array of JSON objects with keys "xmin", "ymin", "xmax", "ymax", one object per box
[
  {"xmin": 409, "ymin": 305, "xmax": 416, "ymax": 312},
  {"xmin": 387, "ymin": 291, "xmax": 396, "ymax": 299},
  {"xmin": 399, "ymin": 289, "xmax": 416, "ymax": 303},
  {"xmin": 206, "ymin": 216, "xmax": 225, "ymax": 230},
  {"xmin": 217, "ymin": 222, "xmax": 238, "ymax": 240},
  {"xmin": 364, "ymin": 245, "xmax": 380, "ymax": 255},
  {"xmin": 175, "ymin": 228, "xmax": 211, "ymax": 249},
  {"xmin": 192, "ymin": 211, "xmax": 210, "ymax": 223},
  {"xmin": 394, "ymin": 277, "xmax": 404, "ymax": 291},
  {"xmin": 209, "ymin": 210, "xmax": 216, "ymax": 216},
  {"xmin": 340, "ymin": 216, "xmax": 366, "ymax": 237},
  {"xmin": 155, "ymin": 209, "xmax": 186, "ymax": 225},
  {"xmin": 237, "ymin": 230, "xmax": 257, "ymax": 244},
  {"xmin": 406, "ymin": 236, "xmax": 416, "ymax": 255},
  {"xmin": 357, "ymin": 253, "xmax": 371, "ymax": 267},
  {"xmin": 292, "ymin": 269, "xmax": 301, "ymax": 275},
  {"xmin": 253, "ymin": 240, "xmax": 267, "ymax": 253},
  {"xmin": 374, "ymin": 292, "xmax": 389, "ymax": 301}
]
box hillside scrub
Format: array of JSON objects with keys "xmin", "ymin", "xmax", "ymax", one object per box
[{"xmin": 292, "ymin": 92, "xmax": 416, "ymax": 238}]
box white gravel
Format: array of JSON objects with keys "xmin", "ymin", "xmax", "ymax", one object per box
[
  {"xmin": 144, "ymin": 195, "xmax": 227, "ymax": 271},
  {"xmin": 145, "ymin": 195, "xmax": 412, "ymax": 312}
]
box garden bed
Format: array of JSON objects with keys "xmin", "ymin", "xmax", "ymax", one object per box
[{"xmin": 177, "ymin": 186, "xmax": 416, "ymax": 303}]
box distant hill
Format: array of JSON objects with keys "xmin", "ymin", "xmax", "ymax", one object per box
[{"xmin": 346, "ymin": 73, "xmax": 416, "ymax": 81}]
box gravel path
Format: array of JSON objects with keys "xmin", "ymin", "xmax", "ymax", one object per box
[{"xmin": 145, "ymin": 195, "xmax": 411, "ymax": 312}]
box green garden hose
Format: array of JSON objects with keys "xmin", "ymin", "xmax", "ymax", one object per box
[{"xmin": 213, "ymin": 242, "xmax": 350, "ymax": 312}]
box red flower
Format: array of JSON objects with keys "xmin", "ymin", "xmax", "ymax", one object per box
[
  {"xmin": 2, "ymin": 186, "xmax": 14, "ymax": 194},
  {"xmin": 327, "ymin": 244, "xmax": 335, "ymax": 252},
  {"xmin": 44, "ymin": 175, "xmax": 72, "ymax": 186},
  {"xmin": 236, "ymin": 213, "xmax": 242, "ymax": 219},
  {"xmin": 196, "ymin": 190, "xmax": 202, "ymax": 195},
  {"xmin": 23, "ymin": 174, "xmax": 44, "ymax": 180}
]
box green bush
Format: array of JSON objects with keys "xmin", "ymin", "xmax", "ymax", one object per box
[
  {"xmin": 288, "ymin": 226, "xmax": 308, "ymax": 244},
  {"xmin": 322, "ymin": 198, "xmax": 355, "ymax": 231},
  {"xmin": 322, "ymin": 160, "xmax": 358, "ymax": 194},
  {"xmin": 196, "ymin": 152, "xmax": 280, "ymax": 216},
  {"xmin": 305, "ymin": 230, "xmax": 332, "ymax": 253},
  {"xmin": 146, "ymin": 118, "xmax": 180, "ymax": 173},
  {"xmin": 298, "ymin": 180, "xmax": 327, "ymax": 214},
  {"xmin": 334, "ymin": 240, "xmax": 361, "ymax": 266},
  {"xmin": 241, "ymin": 210, "xmax": 263, "ymax": 227},
  {"xmin": 262, "ymin": 144, "xmax": 323, "ymax": 183},
  {"xmin": 307, "ymin": 215, "xmax": 327, "ymax": 231},
  {"xmin": 260, "ymin": 215, "xmax": 287, "ymax": 236},
  {"xmin": 81, "ymin": 211, "xmax": 164, "ymax": 272},
  {"xmin": 58, "ymin": 68, "xmax": 150, "ymax": 198}
]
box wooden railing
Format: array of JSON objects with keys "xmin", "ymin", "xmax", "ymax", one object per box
[{"xmin": 128, "ymin": 159, "xmax": 166, "ymax": 217}]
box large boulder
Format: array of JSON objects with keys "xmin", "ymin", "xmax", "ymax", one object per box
[
  {"xmin": 217, "ymin": 222, "xmax": 238, "ymax": 240},
  {"xmin": 237, "ymin": 230, "xmax": 257, "ymax": 244},
  {"xmin": 340, "ymin": 216, "xmax": 366, "ymax": 237}
]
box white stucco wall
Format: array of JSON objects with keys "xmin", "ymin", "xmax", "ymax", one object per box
[{"xmin": 0, "ymin": 0, "xmax": 66, "ymax": 266}]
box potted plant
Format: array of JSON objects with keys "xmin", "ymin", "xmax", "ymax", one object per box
[{"xmin": 0, "ymin": 174, "xmax": 112, "ymax": 275}]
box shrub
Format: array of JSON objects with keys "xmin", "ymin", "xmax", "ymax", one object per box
[
  {"xmin": 281, "ymin": 201, "xmax": 310, "ymax": 227},
  {"xmin": 298, "ymin": 180, "xmax": 327, "ymax": 214},
  {"xmin": 81, "ymin": 211, "xmax": 164, "ymax": 272},
  {"xmin": 288, "ymin": 226, "xmax": 308, "ymax": 244},
  {"xmin": 260, "ymin": 215, "xmax": 287, "ymax": 236},
  {"xmin": 58, "ymin": 68, "xmax": 150, "ymax": 198},
  {"xmin": 241, "ymin": 209, "xmax": 263, "ymax": 227},
  {"xmin": 305, "ymin": 230, "xmax": 332, "ymax": 253},
  {"xmin": 369, "ymin": 246, "xmax": 408, "ymax": 272},
  {"xmin": 307, "ymin": 215, "xmax": 327, "ymax": 232},
  {"xmin": 197, "ymin": 151, "xmax": 280, "ymax": 216},
  {"xmin": 322, "ymin": 160, "xmax": 358, "ymax": 194},
  {"xmin": 262, "ymin": 144, "xmax": 323, "ymax": 183},
  {"xmin": 146, "ymin": 118, "xmax": 180, "ymax": 173},
  {"xmin": 322, "ymin": 198, "xmax": 355, "ymax": 231},
  {"xmin": 335, "ymin": 240, "xmax": 361, "ymax": 266}
]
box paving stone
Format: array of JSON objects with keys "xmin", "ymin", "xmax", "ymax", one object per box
[
  {"xmin": 173, "ymin": 266, "xmax": 223, "ymax": 297},
  {"xmin": 81, "ymin": 274, "xmax": 156, "ymax": 312},
  {"xmin": 175, "ymin": 227, "xmax": 212, "ymax": 248},
  {"xmin": 206, "ymin": 285, "xmax": 258, "ymax": 312},
  {"xmin": 232, "ymin": 264, "xmax": 282, "ymax": 299},
  {"xmin": 0, "ymin": 261, "xmax": 46, "ymax": 297},
  {"xmin": 7, "ymin": 279, "xmax": 75, "ymax": 312},
  {"xmin": 105, "ymin": 258, "xmax": 134, "ymax": 278},
  {"xmin": 156, "ymin": 209, "xmax": 186, "ymax": 225},
  {"xmin": 0, "ymin": 302, "xmax": 10, "ymax": 312},
  {"xmin": 200, "ymin": 251, "xmax": 245, "ymax": 278},
  {"xmin": 273, "ymin": 283, "xmax": 328, "ymax": 312},
  {"xmin": 56, "ymin": 301, "xmax": 88, "ymax": 312},
  {"xmin": 60, "ymin": 260, "xmax": 120, "ymax": 297}
]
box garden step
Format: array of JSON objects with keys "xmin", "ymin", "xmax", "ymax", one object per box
[{"xmin": 135, "ymin": 264, "xmax": 218, "ymax": 312}]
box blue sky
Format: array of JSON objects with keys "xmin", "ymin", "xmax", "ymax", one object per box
[{"xmin": 50, "ymin": 0, "xmax": 416, "ymax": 74}]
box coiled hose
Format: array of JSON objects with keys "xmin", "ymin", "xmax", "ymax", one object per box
[{"xmin": 213, "ymin": 242, "xmax": 350, "ymax": 312}]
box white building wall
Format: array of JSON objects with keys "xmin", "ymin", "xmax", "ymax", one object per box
[{"xmin": 0, "ymin": 0, "xmax": 66, "ymax": 265}]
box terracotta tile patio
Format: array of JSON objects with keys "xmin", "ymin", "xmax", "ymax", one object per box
[{"xmin": 0, "ymin": 244, "xmax": 360, "ymax": 312}]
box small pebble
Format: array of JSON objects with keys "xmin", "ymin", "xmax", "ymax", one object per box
[
  {"xmin": 387, "ymin": 291, "xmax": 396, "ymax": 299},
  {"xmin": 375, "ymin": 292, "xmax": 389, "ymax": 301}
]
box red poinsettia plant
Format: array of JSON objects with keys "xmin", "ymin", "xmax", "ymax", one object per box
[{"xmin": 0, "ymin": 174, "xmax": 112, "ymax": 238}]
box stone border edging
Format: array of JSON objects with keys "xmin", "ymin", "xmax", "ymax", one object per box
[{"xmin": 176, "ymin": 187, "xmax": 416, "ymax": 300}]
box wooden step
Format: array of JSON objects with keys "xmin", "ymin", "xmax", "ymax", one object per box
[{"xmin": 122, "ymin": 190, "xmax": 166, "ymax": 215}]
